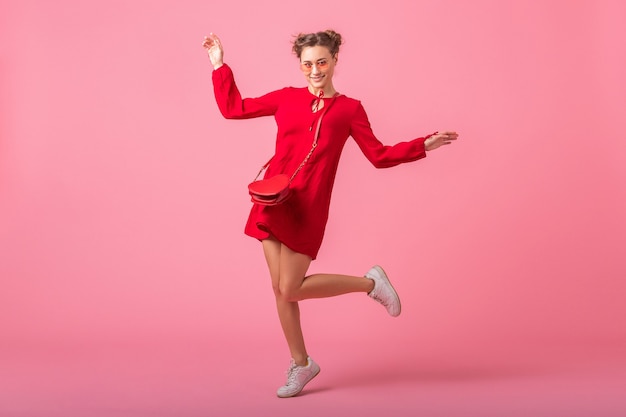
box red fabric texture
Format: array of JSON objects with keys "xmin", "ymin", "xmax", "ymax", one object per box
[{"xmin": 212, "ymin": 64, "xmax": 430, "ymax": 259}]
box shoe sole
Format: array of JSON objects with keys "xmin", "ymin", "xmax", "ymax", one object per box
[
  {"xmin": 276, "ymin": 367, "xmax": 321, "ymax": 398},
  {"xmin": 373, "ymin": 265, "xmax": 401, "ymax": 317}
]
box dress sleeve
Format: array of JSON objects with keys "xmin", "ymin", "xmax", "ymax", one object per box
[
  {"xmin": 212, "ymin": 64, "xmax": 282, "ymax": 119},
  {"xmin": 350, "ymin": 102, "xmax": 434, "ymax": 168}
]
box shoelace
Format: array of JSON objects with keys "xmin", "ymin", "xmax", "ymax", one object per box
[{"xmin": 285, "ymin": 361, "xmax": 299, "ymax": 385}]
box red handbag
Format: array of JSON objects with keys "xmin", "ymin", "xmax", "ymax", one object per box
[
  {"xmin": 248, "ymin": 93, "xmax": 338, "ymax": 206},
  {"xmin": 247, "ymin": 173, "xmax": 291, "ymax": 206}
]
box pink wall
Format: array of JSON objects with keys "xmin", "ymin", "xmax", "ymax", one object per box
[{"xmin": 2, "ymin": 0, "xmax": 625, "ymax": 364}]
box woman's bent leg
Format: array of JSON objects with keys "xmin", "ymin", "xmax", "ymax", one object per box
[
  {"xmin": 262, "ymin": 238, "xmax": 400, "ymax": 397},
  {"xmin": 262, "ymin": 239, "xmax": 395, "ymax": 364},
  {"xmin": 276, "ymin": 245, "xmax": 375, "ymax": 302}
]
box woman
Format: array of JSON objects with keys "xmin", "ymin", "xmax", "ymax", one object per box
[{"xmin": 202, "ymin": 30, "xmax": 457, "ymax": 398}]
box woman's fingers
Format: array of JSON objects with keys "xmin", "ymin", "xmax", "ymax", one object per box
[
  {"xmin": 202, "ymin": 36, "xmax": 215, "ymax": 49},
  {"xmin": 204, "ymin": 33, "xmax": 221, "ymax": 46},
  {"xmin": 440, "ymin": 131, "xmax": 458, "ymax": 139},
  {"xmin": 438, "ymin": 132, "xmax": 458, "ymax": 144},
  {"xmin": 425, "ymin": 131, "xmax": 458, "ymax": 151},
  {"xmin": 202, "ymin": 33, "xmax": 220, "ymax": 49}
]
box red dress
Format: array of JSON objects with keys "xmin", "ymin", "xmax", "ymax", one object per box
[{"xmin": 213, "ymin": 64, "xmax": 432, "ymax": 259}]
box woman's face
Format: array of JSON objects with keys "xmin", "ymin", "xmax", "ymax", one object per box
[{"xmin": 299, "ymin": 45, "xmax": 336, "ymax": 92}]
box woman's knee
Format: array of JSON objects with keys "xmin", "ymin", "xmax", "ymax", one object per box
[
  {"xmin": 271, "ymin": 281, "xmax": 283, "ymax": 298},
  {"xmin": 269, "ymin": 242, "xmax": 311, "ymax": 302},
  {"xmin": 273, "ymin": 277, "xmax": 302, "ymax": 302}
]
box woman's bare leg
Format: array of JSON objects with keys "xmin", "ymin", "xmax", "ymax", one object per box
[
  {"xmin": 262, "ymin": 238, "xmax": 309, "ymax": 365},
  {"xmin": 276, "ymin": 244, "xmax": 375, "ymax": 302},
  {"xmin": 262, "ymin": 238, "xmax": 376, "ymax": 365}
]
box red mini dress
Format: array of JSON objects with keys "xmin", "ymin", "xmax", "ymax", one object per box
[{"xmin": 213, "ymin": 64, "xmax": 431, "ymax": 259}]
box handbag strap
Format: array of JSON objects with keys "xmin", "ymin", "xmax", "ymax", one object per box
[{"xmin": 254, "ymin": 92, "xmax": 340, "ymax": 182}]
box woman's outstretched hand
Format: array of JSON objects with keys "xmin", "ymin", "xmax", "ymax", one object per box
[
  {"xmin": 202, "ymin": 33, "xmax": 224, "ymax": 70},
  {"xmin": 424, "ymin": 131, "xmax": 458, "ymax": 151}
]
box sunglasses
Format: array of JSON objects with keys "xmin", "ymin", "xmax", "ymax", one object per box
[{"xmin": 300, "ymin": 59, "xmax": 330, "ymax": 73}]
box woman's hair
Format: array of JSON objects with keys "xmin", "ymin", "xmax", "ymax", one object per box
[{"xmin": 292, "ymin": 30, "xmax": 343, "ymax": 59}]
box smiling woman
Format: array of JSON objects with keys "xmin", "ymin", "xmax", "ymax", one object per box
[
  {"xmin": 202, "ymin": 29, "xmax": 458, "ymax": 398},
  {"xmin": 293, "ymin": 31, "xmax": 341, "ymax": 101}
]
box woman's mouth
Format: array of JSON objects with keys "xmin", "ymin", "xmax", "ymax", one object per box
[{"xmin": 309, "ymin": 74, "xmax": 325, "ymax": 82}]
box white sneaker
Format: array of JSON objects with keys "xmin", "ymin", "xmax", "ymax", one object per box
[
  {"xmin": 276, "ymin": 357, "xmax": 320, "ymax": 398},
  {"xmin": 365, "ymin": 265, "xmax": 401, "ymax": 317}
]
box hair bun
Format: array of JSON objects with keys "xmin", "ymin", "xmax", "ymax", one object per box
[
  {"xmin": 324, "ymin": 30, "xmax": 342, "ymax": 47},
  {"xmin": 292, "ymin": 29, "xmax": 344, "ymax": 58}
]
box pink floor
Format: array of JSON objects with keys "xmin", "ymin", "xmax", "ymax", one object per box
[{"xmin": 2, "ymin": 333, "xmax": 625, "ymax": 417}]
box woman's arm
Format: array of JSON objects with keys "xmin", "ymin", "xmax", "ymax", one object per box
[
  {"xmin": 350, "ymin": 103, "xmax": 428, "ymax": 168},
  {"xmin": 350, "ymin": 103, "xmax": 457, "ymax": 168},
  {"xmin": 203, "ymin": 33, "xmax": 281, "ymax": 119},
  {"xmin": 211, "ymin": 65, "xmax": 283, "ymax": 119}
]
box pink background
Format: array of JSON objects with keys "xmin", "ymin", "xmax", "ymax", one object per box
[{"xmin": 1, "ymin": 0, "xmax": 625, "ymax": 416}]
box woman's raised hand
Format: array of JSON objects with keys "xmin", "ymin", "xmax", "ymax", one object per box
[
  {"xmin": 424, "ymin": 131, "xmax": 458, "ymax": 151},
  {"xmin": 202, "ymin": 33, "xmax": 224, "ymax": 70}
]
